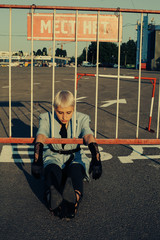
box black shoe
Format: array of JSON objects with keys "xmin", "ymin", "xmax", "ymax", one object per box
[
  {"xmin": 57, "ymin": 199, "xmax": 75, "ymax": 219},
  {"xmin": 44, "ymin": 185, "xmax": 62, "ymax": 211},
  {"xmin": 61, "ymin": 178, "xmax": 77, "ymax": 219},
  {"xmin": 63, "ymin": 177, "xmax": 76, "ymax": 203}
]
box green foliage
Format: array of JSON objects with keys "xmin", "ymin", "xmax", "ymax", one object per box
[
  {"xmin": 99, "ymin": 42, "xmax": 118, "ymax": 64},
  {"xmin": 79, "ymin": 39, "xmax": 137, "ymax": 66},
  {"xmin": 87, "ymin": 42, "xmax": 118, "ymax": 65},
  {"xmin": 55, "ymin": 48, "xmax": 67, "ymax": 57},
  {"xmin": 36, "ymin": 49, "xmax": 42, "ymax": 56},
  {"xmin": 121, "ymin": 40, "xmax": 137, "ymax": 66},
  {"xmin": 77, "ymin": 48, "xmax": 87, "ymax": 64},
  {"xmin": 88, "ymin": 42, "xmax": 97, "ymax": 64},
  {"xmin": 42, "ymin": 47, "xmax": 48, "ymax": 56},
  {"xmin": 19, "ymin": 50, "xmax": 23, "ymax": 56}
]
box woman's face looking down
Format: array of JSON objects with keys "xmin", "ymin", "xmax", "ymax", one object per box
[{"xmin": 55, "ymin": 105, "xmax": 74, "ymax": 125}]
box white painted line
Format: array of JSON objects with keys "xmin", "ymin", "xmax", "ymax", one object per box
[
  {"xmin": 150, "ymin": 97, "xmax": 154, "ymax": 117},
  {"xmin": 0, "ymin": 145, "xmax": 13, "ymax": 162},
  {"xmin": 34, "ymin": 83, "xmax": 40, "ymax": 85},
  {"xmin": 98, "ymin": 74, "xmax": 135, "ymax": 79},
  {"xmin": 0, "ymin": 145, "xmax": 111, "ymax": 163},
  {"xmin": 2, "ymin": 86, "xmax": 9, "ymax": 89},
  {"xmin": 118, "ymin": 145, "xmax": 160, "ymax": 163},
  {"xmin": 100, "ymin": 99, "xmax": 127, "ymax": 108},
  {"xmin": 76, "ymin": 96, "xmax": 87, "ymax": 102},
  {"xmin": 1, "ymin": 144, "xmax": 160, "ymax": 166}
]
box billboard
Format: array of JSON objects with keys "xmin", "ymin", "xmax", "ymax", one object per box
[{"xmin": 27, "ymin": 13, "xmax": 122, "ymax": 42}]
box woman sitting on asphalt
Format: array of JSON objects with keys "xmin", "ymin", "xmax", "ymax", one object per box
[{"xmin": 31, "ymin": 90, "xmax": 102, "ymax": 219}]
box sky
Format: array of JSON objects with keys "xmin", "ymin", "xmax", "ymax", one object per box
[{"xmin": 0, "ymin": 0, "xmax": 160, "ymax": 57}]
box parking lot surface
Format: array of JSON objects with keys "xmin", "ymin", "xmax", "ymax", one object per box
[{"xmin": 0, "ymin": 67, "xmax": 160, "ymax": 240}]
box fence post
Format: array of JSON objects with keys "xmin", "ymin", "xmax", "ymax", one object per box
[
  {"xmin": 94, "ymin": 10, "xmax": 100, "ymax": 138},
  {"xmin": 156, "ymin": 78, "xmax": 160, "ymax": 138},
  {"xmin": 74, "ymin": 10, "xmax": 78, "ymax": 138},
  {"xmin": 9, "ymin": 8, "xmax": 12, "ymax": 137},
  {"xmin": 51, "ymin": 9, "xmax": 56, "ymax": 138},
  {"xmin": 115, "ymin": 12, "xmax": 122, "ymax": 139},
  {"xmin": 30, "ymin": 7, "xmax": 34, "ymax": 138},
  {"xmin": 136, "ymin": 13, "xmax": 143, "ymax": 138}
]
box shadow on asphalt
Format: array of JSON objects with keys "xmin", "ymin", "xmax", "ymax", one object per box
[
  {"xmin": 12, "ymin": 118, "xmax": 37, "ymax": 137},
  {"xmin": 78, "ymin": 101, "xmax": 147, "ymax": 130},
  {"xmin": 11, "ymin": 118, "xmax": 45, "ymax": 207}
]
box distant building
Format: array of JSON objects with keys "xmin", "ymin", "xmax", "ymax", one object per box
[{"xmin": 136, "ymin": 15, "xmax": 160, "ymax": 70}]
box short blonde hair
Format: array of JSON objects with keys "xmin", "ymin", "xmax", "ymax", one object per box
[{"xmin": 54, "ymin": 90, "xmax": 75, "ymax": 109}]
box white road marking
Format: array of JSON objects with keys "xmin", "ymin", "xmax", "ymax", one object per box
[
  {"xmin": 34, "ymin": 83, "xmax": 40, "ymax": 85},
  {"xmin": 0, "ymin": 145, "xmax": 33, "ymax": 163},
  {"xmin": 76, "ymin": 96, "xmax": 87, "ymax": 102},
  {"xmin": 0, "ymin": 145, "xmax": 13, "ymax": 162},
  {"xmin": 100, "ymin": 99, "xmax": 127, "ymax": 108},
  {"xmin": 2, "ymin": 86, "xmax": 9, "ymax": 89},
  {"xmin": 0, "ymin": 144, "xmax": 111, "ymax": 163},
  {"xmin": 1, "ymin": 144, "xmax": 160, "ymax": 166},
  {"xmin": 118, "ymin": 145, "xmax": 160, "ymax": 163}
]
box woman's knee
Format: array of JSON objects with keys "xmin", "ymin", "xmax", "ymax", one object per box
[{"xmin": 44, "ymin": 164, "xmax": 62, "ymax": 189}]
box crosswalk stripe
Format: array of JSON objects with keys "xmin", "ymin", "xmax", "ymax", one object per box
[{"xmin": 0, "ymin": 145, "xmax": 110, "ymax": 163}]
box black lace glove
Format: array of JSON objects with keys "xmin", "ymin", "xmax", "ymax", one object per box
[
  {"xmin": 88, "ymin": 142, "xmax": 102, "ymax": 180},
  {"xmin": 31, "ymin": 142, "xmax": 43, "ymax": 179}
]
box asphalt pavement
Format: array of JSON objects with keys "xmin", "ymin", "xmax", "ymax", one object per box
[{"xmin": 0, "ymin": 66, "xmax": 160, "ymax": 240}]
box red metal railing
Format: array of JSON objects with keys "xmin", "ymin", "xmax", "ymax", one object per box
[
  {"xmin": 0, "ymin": 5, "xmax": 160, "ymax": 145},
  {"xmin": 0, "ymin": 5, "xmax": 160, "ymax": 14}
]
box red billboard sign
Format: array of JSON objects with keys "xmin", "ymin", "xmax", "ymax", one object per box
[{"xmin": 27, "ymin": 13, "xmax": 122, "ymax": 42}]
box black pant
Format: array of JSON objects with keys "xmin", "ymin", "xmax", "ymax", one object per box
[{"xmin": 44, "ymin": 163, "xmax": 85, "ymax": 195}]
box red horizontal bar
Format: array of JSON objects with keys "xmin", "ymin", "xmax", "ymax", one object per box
[
  {"xmin": 0, "ymin": 5, "xmax": 160, "ymax": 14},
  {"xmin": 134, "ymin": 77, "xmax": 157, "ymax": 81},
  {"xmin": 0, "ymin": 138, "xmax": 160, "ymax": 145},
  {"xmin": 77, "ymin": 73, "xmax": 95, "ymax": 77}
]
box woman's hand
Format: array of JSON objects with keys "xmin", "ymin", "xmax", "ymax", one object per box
[
  {"xmin": 31, "ymin": 134, "xmax": 46, "ymax": 178},
  {"xmin": 83, "ymin": 134, "xmax": 102, "ymax": 180}
]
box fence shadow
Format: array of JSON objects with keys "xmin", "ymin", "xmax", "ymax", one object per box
[
  {"xmin": 79, "ymin": 101, "xmax": 147, "ymax": 131},
  {"xmin": 12, "ymin": 118, "xmax": 37, "ymax": 137},
  {"xmin": 11, "ymin": 119, "xmax": 45, "ymax": 206}
]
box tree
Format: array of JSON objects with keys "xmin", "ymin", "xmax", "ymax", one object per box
[
  {"xmin": 126, "ymin": 40, "xmax": 136, "ymax": 65},
  {"xmin": 42, "ymin": 47, "xmax": 48, "ymax": 56},
  {"xmin": 36, "ymin": 49, "xmax": 42, "ymax": 56},
  {"xmin": 121, "ymin": 40, "xmax": 137, "ymax": 66},
  {"xmin": 12, "ymin": 52, "xmax": 18, "ymax": 56},
  {"xmin": 77, "ymin": 48, "xmax": 87, "ymax": 64},
  {"xmin": 55, "ymin": 48, "xmax": 67, "ymax": 57},
  {"xmin": 19, "ymin": 50, "xmax": 23, "ymax": 56},
  {"xmin": 86, "ymin": 40, "xmax": 136, "ymax": 67},
  {"xmin": 88, "ymin": 42, "xmax": 97, "ymax": 64},
  {"xmin": 87, "ymin": 42, "xmax": 118, "ymax": 65},
  {"xmin": 99, "ymin": 42, "xmax": 118, "ymax": 64}
]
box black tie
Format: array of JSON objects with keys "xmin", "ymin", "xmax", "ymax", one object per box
[{"xmin": 60, "ymin": 124, "xmax": 67, "ymax": 149}]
